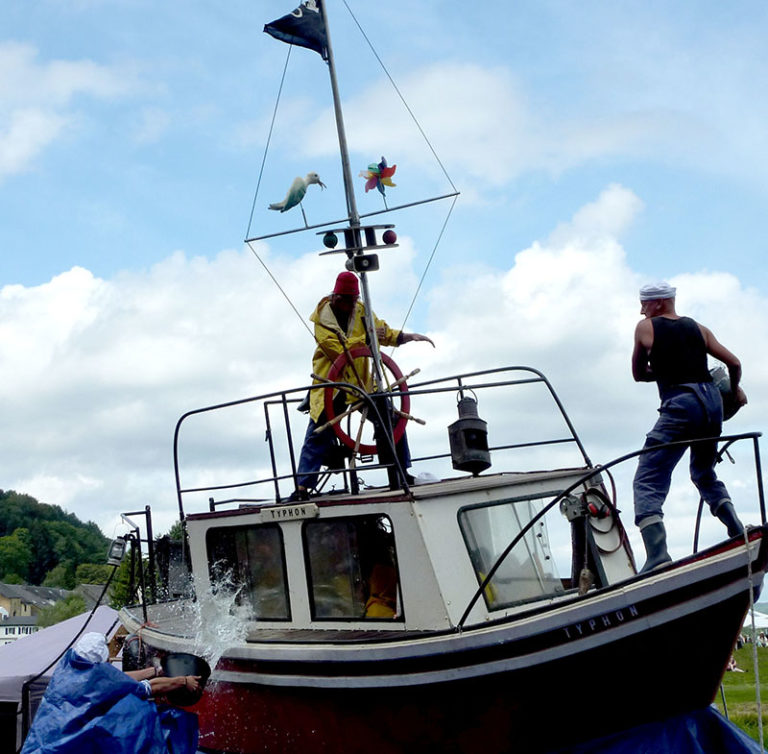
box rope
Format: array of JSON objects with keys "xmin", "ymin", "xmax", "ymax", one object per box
[
  {"xmin": 396, "ymin": 193, "xmax": 458, "ymax": 338},
  {"xmin": 340, "ymin": 2, "xmax": 459, "ymax": 339},
  {"xmin": 241, "ymin": 44, "xmax": 317, "ymax": 340},
  {"xmin": 246, "ymin": 14, "xmax": 462, "ymax": 352},
  {"xmin": 341, "ymin": 0, "xmax": 457, "ymax": 193},
  {"xmin": 245, "ymin": 45, "xmax": 292, "ymax": 240},
  {"xmin": 246, "ymin": 240, "xmax": 315, "ymax": 340},
  {"xmin": 744, "ymin": 528, "xmax": 765, "ymax": 747}
]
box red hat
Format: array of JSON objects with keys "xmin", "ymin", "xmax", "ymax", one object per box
[{"xmin": 333, "ymin": 271, "xmax": 359, "ymax": 296}]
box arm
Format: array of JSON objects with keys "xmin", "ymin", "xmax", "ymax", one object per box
[
  {"xmin": 125, "ymin": 667, "xmax": 157, "ymax": 682},
  {"xmin": 314, "ymin": 320, "xmax": 349, "ymax": 363},
  {"xmin": 699, "ymin": 324, "xmax": 748, "ymax": 406},
  {"xmin": 372, "ymin": 312, "xmax": 401, "ymax": 348},
  {"xmin": 372, "ymin": 316, "xmax": 434, "ymax": 348},
  {"xmin": 125, "ymin": 668, "xmax": 202, "ymax": 701},
  {"xmin": 631, "ymin": 319, "xmax": 655, "ymax": 382},
  {"xmin": 148, "ymin": 674, "xmax": 201, "ymax": 696}
]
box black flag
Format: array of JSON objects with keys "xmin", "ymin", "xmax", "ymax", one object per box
[{"xmin": 264, "ymin": 0, "xmax": 328, "ymax": 60}]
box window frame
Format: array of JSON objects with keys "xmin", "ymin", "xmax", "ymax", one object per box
[
  {"xmin": 458, "ymin": 491, "xmax": 565, "ymax": 611},
  {"xmin": 205, "ymin": 522, "xmax": 292, "ymax": 622},
  {"xmin": 302, "ymin": 514, "xmax": 404, "ymax": 623}
]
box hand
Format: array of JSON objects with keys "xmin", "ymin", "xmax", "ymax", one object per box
[
  {"xmin": 734, "ymin": 386, "xmax": 748, "ymax": 406},
  {"xmin": 183, "ymin": 675, "xmax": 201, "ymax": 693},
  {"xmin": 404, "ymin": 333, "xmax": 435, "ymax": 347}
]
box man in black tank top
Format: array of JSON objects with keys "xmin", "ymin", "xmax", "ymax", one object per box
[{"xmin": 631, "ymin": 282, "xmax": 748, "ymax": 572}]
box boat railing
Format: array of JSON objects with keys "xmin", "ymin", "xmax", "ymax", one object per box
[
  {"xmin": 457, "ymin": 430, "xmax": 765, "ymax": 630},
  {"xmin": 400, "ymin": 365, "xmax": 593, "ymax": 467},
  {"xmin": 171, "ymin": 365, "xmax": 594, "ymax": 518},
  {"xmin": 173, "ymin": 380, "xmax": 399, "ymax": 518}
]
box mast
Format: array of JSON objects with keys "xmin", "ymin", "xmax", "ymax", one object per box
[{"xmin": 319, "ymin": 0, "xmax": 386, "ymax": 391}]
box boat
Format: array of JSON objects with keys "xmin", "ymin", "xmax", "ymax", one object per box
[{"xmin": 118, "ymin": 3, "xmax": 768, "ymax": 752}]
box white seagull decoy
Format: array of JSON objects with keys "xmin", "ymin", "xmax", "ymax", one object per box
[{"xmin": 268, "ymin": 172, "xmax": 326, "ymax": 213}]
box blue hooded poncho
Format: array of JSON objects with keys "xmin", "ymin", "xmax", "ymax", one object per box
[{"xmin": 21, "ymin": 647, "xmax": 198, "ymax": 754}]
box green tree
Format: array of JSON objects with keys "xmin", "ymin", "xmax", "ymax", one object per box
[
  {"xmin": 0, "ymin": 528, "xmax": 33, "ymax": 582},
  {"xmin": 76, "ymin": 563, "xmax": 113, "ymax": 584},
  {"xmin": 43, "ymin": 563, "xmax": 76, "ymax": 589},
  {"xmin": 27, "ymin": 521, "xmax": 57, "ymax": 585},
  {"xmin": 37, "ymin": 594, "xmax": 87, "ymax": 628},
  {"xmin": 108, "ymin": 558, "xmax": 135, "ymax": 610},
  {"xmin": 0, "ymin": 489, "xmax": 110, "ymax": 586},
  {"xmin": 167, "ymin": 520, "xmax": 183, "ymax": 541}
]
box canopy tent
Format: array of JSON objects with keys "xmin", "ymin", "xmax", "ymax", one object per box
[
  {"xmin": 0, "ymin": 605, "xmax": 120, "ymax": 751},
  {"xmin": 742, "ymin": 610, "xmax": 768, "ymax": 630},
  {"xmin": 0, "ymin": 604, "xmax": 120, "ymax": 701}
]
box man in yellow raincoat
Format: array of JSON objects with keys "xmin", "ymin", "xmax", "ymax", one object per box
[{"xmin": 292, "ymin": 271, "xmax": 433, "ymax": 499}]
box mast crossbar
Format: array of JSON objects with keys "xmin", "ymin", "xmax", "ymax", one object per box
[{"xmin": 244, "ymin": 192, "xmax": 460, "ymax": 243}]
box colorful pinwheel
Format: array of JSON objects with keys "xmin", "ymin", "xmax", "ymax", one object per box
[{"xmin": 359, "ymin": 156, "xmax": 397, "ymax": 196}]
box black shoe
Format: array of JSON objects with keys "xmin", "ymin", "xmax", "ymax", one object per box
[{"xmin": 286, "ymin": 488, "xmax": 310, "ymax": 502}]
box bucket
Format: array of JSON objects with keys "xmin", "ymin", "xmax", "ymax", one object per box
[
  {"xmin": 161, "ymin": 653, "xmax": 211, "ymax": 707},
  {"xmin": 710, "ymin": 366, "xmax": 741, "ymax": 421}
]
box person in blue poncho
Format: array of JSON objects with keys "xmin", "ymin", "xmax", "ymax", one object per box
[{"xmin": 21, "ymin": 632, "xmax": 201, "ymax": 754}]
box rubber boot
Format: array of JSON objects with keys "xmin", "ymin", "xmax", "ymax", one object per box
[
  {"xmin": 714, "ymin": 501, "xmax": 745, "ymax": 538},
  {"xmin": 639, "ymin": 522, "xmax": 672, "ymax": 573}
]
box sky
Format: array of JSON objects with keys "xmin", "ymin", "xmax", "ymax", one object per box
[{"xmin": 1, "ymin": 0, "xmax": 767, "ymax": 569}]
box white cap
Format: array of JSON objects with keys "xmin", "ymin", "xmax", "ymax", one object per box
[
  {"xmin": 74, "ymin": 632, "xmax": 109, "ymax": 663},
  {"xmin": 639, "ymin": 281, "xmax": 676, "ymax": 301}
]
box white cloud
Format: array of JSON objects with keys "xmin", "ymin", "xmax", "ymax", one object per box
[
  {"xmin": 548, "ymin": 183, "xmax": 645, "ymax": 246},
  {"xmin": 263, "ymin": 32, "xmax": 768, "ymax": 200},
  {"xmin": 283, "ymin": 63, "xmax": 534, "ymax": 190},
  {"xmin": 0, "ymin": 42, "xmax": 138, "ymax": 180},
  {"xmin": 0, "ymin": 108, "xmax": 69, "ymax": 176},
  {"xmin": 0, "ymin": 42, "xmax": 130, "ymax": 106},
  {"xmin": 0, "ymin": 185, "xmax": 764, "ymax": 565},
  {"xmin": 270, "ymin": 62, "xmax": 674, "ymax": 200}
]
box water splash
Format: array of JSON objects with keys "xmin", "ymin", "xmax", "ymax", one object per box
[{"xmin": 189, "ymin": 568, "xmax": 252, "ymax": 671}]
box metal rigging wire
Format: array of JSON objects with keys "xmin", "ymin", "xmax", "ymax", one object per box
[
  {"xmin": 245, "ymin": 45, "xmax": 292, "ymax": 242},
  {"xmin": 341, "ymin": 0, "xmax": 458, "ymax": 194},
  {"xmin": 395, "ymin": 193, "xmax": 458, "ymax": 338},
  {"xmin": 339, "ymin": 0, "xmax": 458, "ymax": 337},
  {"xmin": 245, "ymin": 3, "xmax": 460, "ymax": 342},
  {"xmin": 242, "ymin": 45, "xmax": 316, "ymax": 340}
]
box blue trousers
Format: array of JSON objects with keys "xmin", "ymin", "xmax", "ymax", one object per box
[
  {"xmin": 296, "ymin": 407, "xmax": 411, "ymax": 491},
  {"xmin": 633, "ymin": 382, "xmax": 730, "ymax": 527},
  {"xmin": 296, "ymin": 417, "xmax": 341, "ymax": 490}
]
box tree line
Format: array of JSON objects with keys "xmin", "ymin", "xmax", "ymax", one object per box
[{"xmin": 0, "ymin": 489, "xmax": 112, "ymax": 588}]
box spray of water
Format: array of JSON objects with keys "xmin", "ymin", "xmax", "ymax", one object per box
[{"xmin": 189, "ymin": 566, "xmax": 252, "ymax": 671}]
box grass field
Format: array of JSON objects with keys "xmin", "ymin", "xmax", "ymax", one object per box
[{"xmin": 715, "ymin": 644, "xmax": 768, "ymax": 746}]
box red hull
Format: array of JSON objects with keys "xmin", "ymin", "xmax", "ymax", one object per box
[{"xmin": 193, "ymin": 589, "xmax": 750, "ymax": 754}]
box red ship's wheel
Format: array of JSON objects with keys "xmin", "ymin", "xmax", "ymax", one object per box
[{"xmin": 324, "ymin": 346, "xmax": 411, "ymax": 455}]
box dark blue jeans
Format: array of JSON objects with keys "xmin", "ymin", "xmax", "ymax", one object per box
[
  {"xmin": 633, "ymin": 382, "xmax": 730, "ymax": 528},
  {"xmin": 296, "ymin": 406, "xmax": 412, "ymax": 491},
  {"xmin": 296, "ymin": 416, "xmax": 341, "ymax": 490}
]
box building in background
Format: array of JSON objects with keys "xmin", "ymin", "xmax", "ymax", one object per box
[{"xmin": 0, "ymin": 584, "xmax": 71, "ymax": 645}]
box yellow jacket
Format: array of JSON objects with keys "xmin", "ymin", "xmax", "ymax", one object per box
[{"xmin": 309, "ymin": 297, "xmax": 401, "ymax": 422}]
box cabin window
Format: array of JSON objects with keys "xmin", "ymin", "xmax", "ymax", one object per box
[
  {"xmin": 206, "ymin": 524, "xmax": 290, "ymax": 620},
  {"xmin": 304, "ymin": 515, "xmax": 401, "ymax": 621},
  {"xmin": 459, "ymin": 497, "xmax": 563, "ymax": 609}
]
